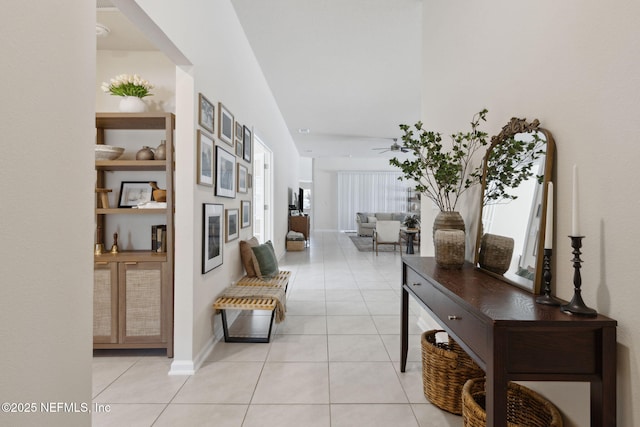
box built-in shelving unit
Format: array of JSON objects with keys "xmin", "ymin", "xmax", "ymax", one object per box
[{"xmin": 93, "ymin": 112, "xmax": 175, "ymax": 357}]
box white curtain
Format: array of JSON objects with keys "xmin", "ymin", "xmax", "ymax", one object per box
[{"xmin": 337, "ymin": 171, "xmax": 409, "ymax": 231}]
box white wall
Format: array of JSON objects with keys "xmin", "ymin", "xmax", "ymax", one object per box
[
  {"xmin": 422, "ymin": 1, "xmax": 640, "ymax": 426},
  {"xmin": 132, "ymin": 0, "xmax": 300, "ymax": 369},
  {"xmin": 313, "ymin": 156, "xmax": 401, "ymax": 230},
  {"xmin": 0, "ymin": 1, "xmax": 94, "ymax": 426}
]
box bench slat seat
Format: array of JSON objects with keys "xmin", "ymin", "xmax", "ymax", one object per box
[{"xmin": 213, "ymin": 270, "xmax": 291, "ymax": 343}]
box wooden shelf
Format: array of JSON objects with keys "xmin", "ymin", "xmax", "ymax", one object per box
[
  {"xmin": 95, "ymin": 160, "xmax": 167, "ymax": 171},
  {"xmin": 94, "ymin": 251, "xmax": 167, "ymax": 263},
  {"xmin": 96, "ymin": 112, "xmax": 175, "ymax": 130},
  {"xmin": 96, "ymin": 208, "xmax": 166, "ymax": 215}
]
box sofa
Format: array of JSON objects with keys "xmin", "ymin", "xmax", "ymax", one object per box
[{"xmin": 356, "ymin": 212, "xmax": 408, "ymax": 237}]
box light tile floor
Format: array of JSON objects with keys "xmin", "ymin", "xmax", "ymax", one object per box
[{"xmin": 92, "ymin": 231, "xmax": 461, "ymax": 427}]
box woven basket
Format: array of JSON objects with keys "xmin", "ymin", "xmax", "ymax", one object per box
[
  {"xmin": 421, "ymin": 330, "xmax": 484, "ymax": 415},
  {"xmin": 478, "ymin": 233, "xmax": 514, "ymax": 275},
  {"xmin": 434, "ymin": 229, "xmax": 465, "ymax": 269},
  {"xmin": 462, "ymin": 377, "xmax": 563, "ymax": 427}
]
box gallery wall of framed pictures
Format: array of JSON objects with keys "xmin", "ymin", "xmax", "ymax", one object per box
[{"xmin": 196, "ymin": 92, "xmax": 254, "ymax": 274}]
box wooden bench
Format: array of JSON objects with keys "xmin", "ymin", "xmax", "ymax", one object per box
[{"xmin": 213, "ymin": 270, "xmax": 291, "ymax": 343}]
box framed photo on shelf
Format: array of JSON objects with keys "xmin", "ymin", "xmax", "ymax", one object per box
[
  {"xmin": 237, "ymin": 163, "xmax": 248, "ymax": 193},
  {"xmin": 118, "ymin": 181, "xmax": 153, "ymax": 208},
  {"xmin": 215, "ymin": 146, "xmax": 236, "ymax": 198},
  {"xmin": 198, "ymin": 93, "xmax": 214, "ymax": 134},
  {"xmin": 235, "ymin": 140, "xmax": 243, "ymax": 157},
  {"xmin": 243, "ymin": 125, "xmax": 252, "ymax": 163},
  {"xmin": 241, "ymin": 200, "xmax": 251, "ymax": 228},
  {"xmin": 202, "ymin": 203, "xmax": 224, "ymax": 273},
  {"xmin": 225, "ymin": 208, "xmax": 239, "ymax": 242},
  {"xmin": 218, "ymin": 102, "xmax": 234, "ymax": 146},
  {"xmin": 235, "ymin": 121, "xmax": 243, "ymax": 141},
  {"xmin": 197, "ymin": 130, "xmax": 214, "ymax": 186}
]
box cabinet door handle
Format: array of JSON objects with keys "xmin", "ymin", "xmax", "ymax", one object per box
[
  {"xmin": 448, "ymin": 315, "xmax": 461, "ymax": 320},
  {"xmin": 125, "ymin": 262, "xmax": 138, "ymax": 265},
  {"xmin": 95, "ymin": 262, "xmax": 108, "ymax": 265},
  {"xmin": 412, "ymin": 282, "xmax": 422, "ymax": 286}
]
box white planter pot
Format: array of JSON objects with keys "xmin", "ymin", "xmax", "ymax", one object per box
[{"xmin": 118, "ymin": 96, "xmax": 147, "ymax": 113}]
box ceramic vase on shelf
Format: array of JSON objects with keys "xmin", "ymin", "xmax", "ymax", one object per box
[{"xmin": 118, "ymin": 96, "xmax": 147, "ymax": 113}]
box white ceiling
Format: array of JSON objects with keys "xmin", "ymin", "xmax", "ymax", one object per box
[{"xmin": 97, "ymin": 0, "xmax": 422, "ymax": 158}]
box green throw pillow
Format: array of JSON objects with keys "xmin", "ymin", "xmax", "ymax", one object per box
[{"xmin": 251, "ymin": 240, "xmax": 279, "ymax": 279}]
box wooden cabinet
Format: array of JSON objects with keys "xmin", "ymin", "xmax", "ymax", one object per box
[
  {"xmin": 93, "ymin": 113, "xmax": 174, "ymax": 357},
  {"xmin": 289, "ymin": 215, "xmax": 310, "ymax": 242},
  {"xmin": 94, "ymin": 260, "xmax": 170, "ymax": 349}
]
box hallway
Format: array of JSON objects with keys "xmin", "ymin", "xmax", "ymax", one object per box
[{"xmin": 92, "ymin": 231, "xmax": 460, "ymax": 426}]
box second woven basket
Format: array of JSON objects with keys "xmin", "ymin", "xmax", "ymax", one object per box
[{"xmin": 421, "ymin": 330, "xmax": 484, "ymax": 414}]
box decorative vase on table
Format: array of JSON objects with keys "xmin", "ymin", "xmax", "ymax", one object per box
[
  {"xmin": 432, "ymin": 211, "xmax": 465, "ymax": 238},
  {"xmin": 433, "ymin": 211, "xmax": 466, "ymax": 269},
  {"xmin": 119, "ymin": 96, "xmax": 147, "ymax": 113}
]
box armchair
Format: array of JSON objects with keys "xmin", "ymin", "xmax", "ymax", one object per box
[{"xmin": 373, "ymin": 220, "xmax": 401, "ymax": 255}]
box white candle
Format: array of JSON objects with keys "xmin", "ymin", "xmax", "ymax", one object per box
[
  {"xmin": 572, "ymin": 164, "xmax": 580, "ymax": 236},
  {"xmin": 544, "ymin": 182, "xmax": 553, "ymax": 249}
]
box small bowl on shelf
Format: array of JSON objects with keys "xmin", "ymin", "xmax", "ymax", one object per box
[{"xmin": 95, "ymin": 145, "xmax": 124, "ymax": 161}]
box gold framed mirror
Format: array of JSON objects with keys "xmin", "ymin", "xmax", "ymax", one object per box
[{"xmin": 474, "ymin": 117, "xmax": 555, "ymax": 294}]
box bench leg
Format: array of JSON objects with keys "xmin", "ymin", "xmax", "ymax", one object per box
[{"xmin": 220, "ymin": 309, "xmax": 276, "ymax": 343}]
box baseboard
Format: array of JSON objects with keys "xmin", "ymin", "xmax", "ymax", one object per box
[
  {"xmin": 168, "ymin": 359, "xmax": 195, "ymax": 376},
  {"xmin": 168, "ymin": 311, "xmax": 237, "ymax": 376}
]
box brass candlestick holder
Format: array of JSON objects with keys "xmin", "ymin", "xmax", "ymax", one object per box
[
  {"xmin": 535, "ymin": 248, "xmax": 562, "ymax": 306},
  {"xmin": 110, "ymin": 232, "xmax": 119, "ymax": 254},
  {"xmin": 561, "ymin": 236, "xmax": 597, "ymax": 317}
]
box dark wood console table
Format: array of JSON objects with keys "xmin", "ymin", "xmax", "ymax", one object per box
[{"xmin": 401, "ymin": 256, "xmax": 616, "ymax": 427}]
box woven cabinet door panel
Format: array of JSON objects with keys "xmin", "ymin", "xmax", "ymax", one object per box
[
  {"xmin": 93, "ymin": 262, "xmax": 118, "ymax": 343},
  {"xmin": 120, "ymin": 262, "xmax": 163, "ymax": 341}
]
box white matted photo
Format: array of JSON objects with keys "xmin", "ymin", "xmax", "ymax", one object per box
[
  {"xmin": 237, "ymin": 163, "xmax": 248, "ymax": 193},
  {"xmin": 215, "ymin": 145, "xmax": 236, "ymax": 198},
  {"xmin": 118, "ymin": 181, "xmax": 153, "ymax": 208},
  {"xmin": 197, "ymin": 130, "xmax": 214, "ymax": 186},
  {"xmin": 198, "ymin": 93, "xmax": 214, "ymax": 134},
  {"xmin": 241, "ymin": 200, "xmax": 251, "ymax": 228},
  {"xmin": 225, "ymin": 208, "xmax": 239, "ymax": 242},
  {"xmin": 202, "ymin": 203, "xmax": 223, "ymax": 273}
]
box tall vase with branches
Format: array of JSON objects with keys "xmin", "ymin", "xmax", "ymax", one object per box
[{"xmin": 390, "ymin": 109, "xmax": 490, "ymax": 216}]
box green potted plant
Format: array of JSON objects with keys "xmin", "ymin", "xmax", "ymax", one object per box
[
  {"xmin": 390, "ymin": 109, "xmax": 490, "ymax": 235},
  {"xmin": 403, "ymin": 214, "xmax": 420, "ymax": 229},
  {"xmin": 101, "ymin": 73, "xmax": 154, "ymax": 113}
]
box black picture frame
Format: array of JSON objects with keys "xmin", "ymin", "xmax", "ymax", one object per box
[
  {"xmin": 118, "ymin": 181, "xmax": 153, "ymax": 208},
  {"xmin": 203, "ymin": 203, "xmax": 224, "ymax": 273},
  {"xmin": 243, "ymin": 125, "xmax": 252, "ymax": 163}
]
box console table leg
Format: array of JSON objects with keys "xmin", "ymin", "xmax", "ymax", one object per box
[
  {"xmin": 593, "ymin": 326, "xmax": 616, "ymax": 427},
  {"xmin": 401, "ymin": 287, "xmax": 409, "ymax": 372}
]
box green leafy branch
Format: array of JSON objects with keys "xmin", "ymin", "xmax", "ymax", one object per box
[{"xmin": 390, "ymin": 109, "xmax": 489, "ymax": 212}]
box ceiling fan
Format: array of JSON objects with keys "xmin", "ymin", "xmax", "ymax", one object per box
[{"xmin": 372, "ymin": 138, "xmax": 409, "ymax": 154}]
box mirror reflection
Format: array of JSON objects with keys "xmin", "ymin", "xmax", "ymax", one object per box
[{"xmin": 475, "ymin": 118, "xmax": 555, "ymax": 293}]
